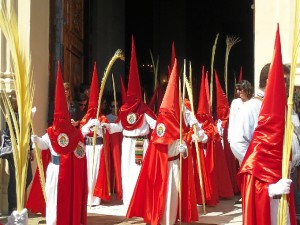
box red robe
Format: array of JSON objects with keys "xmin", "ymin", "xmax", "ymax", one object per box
[
  {"xmin": 197, "ymin": 116, "xmax": 234, "ymax": 206},
  {"xmin": 86, "ymin": 115, "xmax": 111, "ymax": 201},
  {"xmin": 109, "ymin": 132, "xmax": 123, "ymax": 200},
  {"xmin": 57, "ymin": 142, "xmax": 88, "ymax": 225},
  {"xmin": 26, "ymin": 150, "xmax": 51, "ymax": 216},
  {"xmin": 126, "ymin": 108, "xmax": 198, "ymax": 224}
]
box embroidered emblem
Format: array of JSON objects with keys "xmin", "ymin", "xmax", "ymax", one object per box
[
  {"xmin": 156, "ymin": 123, "xmax": 166, "ymax": 137},
  {"xmin": 74, "ymin": 141, "xmax": 85, "ymax": 158},
  {"xmin": 57, "ymin": 133, "xmax": 69, "ymax": 147},
  {"xmin": 127, "ymin": 113, "xmax": 137, "ymax": 124}
]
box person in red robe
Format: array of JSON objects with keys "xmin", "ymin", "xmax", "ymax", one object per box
[
  {"xmin": 79, "ymin": 62, "xmax": 111, "ymax": 206},
  {"xmin": 237, "ymin": 25, "xmax": 296, "ymax": 225},
  {"xmin": 31, "ymin": 62, "xmax": 88, "ymax": 225},
  {"xmin": 127, "ymin": 59, "xmax": 207, "ymax": 225}
]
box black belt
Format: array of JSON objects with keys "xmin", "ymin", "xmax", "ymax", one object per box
[
  {"xmin": 85, "ymin": 137, "xmax": 103, "ymax": 145},
  {"xmin": 168, "ymin": 154, "xmax": 180, "ymax": 161},
  {"xmin": 123, "ymin": 135, "xmax": 148, "ymax": 139},
  {"xmin": 51, "ymin": 155, "xmax": 60, "ymax": 165}
]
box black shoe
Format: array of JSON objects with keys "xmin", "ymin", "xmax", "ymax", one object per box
[{"xmin": 234, "ymin": 200, "xmax": 242, "ymax": 204}]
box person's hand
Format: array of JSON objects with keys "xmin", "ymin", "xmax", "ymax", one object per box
[
  {"xmin": 190, "ymin": 116, "xmax": 199, "ymax": 126},
  {"xmin": 268, "ymin": 178, "xmax": 292, "ymax": 197},
  {"xmin": 71, "ymin": 119, "xmax": 79, "ymax": 127},
  {"xmin": 31, "ymin": 135, "xmax": 39, "ymax": 143},
  {"xmin": 101, "ymin": 123, "xmax": 111, "ymax": 131},
  {"xmin": 92, "ymin": 119, "xmax": 101, "ymax": 128},
  {"xmin": 178, "ymin": 142, "xmax": 187, "ymax": 153}
]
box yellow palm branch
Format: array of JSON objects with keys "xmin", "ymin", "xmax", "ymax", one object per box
[
  {"xmin": 278, "ymin": 0, "xmax": 300, "ymax": 224},
  {"xmin": 0, "ymin": 3, "xmax": 35, "ymax": 212}
]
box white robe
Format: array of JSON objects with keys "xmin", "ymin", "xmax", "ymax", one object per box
[
  {"xmin": 35, "ymin": 134, "xmax": 60, "ymax": 225},
  {"xmin": 85, "ymin": 141, "xmax": 102, "ymax": 206},
  {"xmin": 160, "ymin": 107, "xmax": 207, "ymax": 225},
  {"xmin": 108, "ymin": 113, "xmax": 156, "ymax": 210}
]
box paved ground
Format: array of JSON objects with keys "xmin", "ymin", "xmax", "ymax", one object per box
[{"xmin": 0, "ymin": 196, "xmax": 242, "ymax": 225}]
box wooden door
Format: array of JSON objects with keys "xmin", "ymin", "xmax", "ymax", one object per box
[{"xmin": 63, "ymin": 0, "xmax": 84, "ymax": 95}]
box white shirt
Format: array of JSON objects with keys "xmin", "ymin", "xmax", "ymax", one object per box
[
  {"xmin": 227, "ymin": 98, "xmax": 243, "ymax": 143},
  {"xmin": 230, "ymin": 90, "xmax": 264, "ymax": 163}
]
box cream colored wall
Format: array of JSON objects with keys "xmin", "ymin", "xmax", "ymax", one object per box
[
  {"xmin": 27, "ymin": 0, "xmax": 50, "ymax": 201},
  {"xmin": 0, "ymin": 0, "xmax": 49, "ymax": 214},
  {"xmin": 255, "ymin": 0, "xmax": 299, "ymax": 92}
]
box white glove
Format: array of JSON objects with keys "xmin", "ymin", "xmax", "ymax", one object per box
[
  {"xmin": 7, "ymin": 208, "xmax": 28, "ymax": 225},
  {"xmin": 189, "ymin": 116, "xmax": 199, "ymax": 127},
  {"xmin": 268, "ymin": 178, "xmax": 292, "ymax": 197},
  {"xmin": 178, "ymin": 143, "xmax": 187, "ymax": 153},
  {"xmin": 192, "ymin": 129, "xmax": 208, "ymax": 144},
  {"xmin": 93, "ymin": 119, "xmax": 101, "ymax": 128},
  {"xmin": 31, "ymin": 135, "xmax": 40, "ymax": 144},
  {"xmin": 216, "ymin": 119, "xmax": 223, "ymax": 137},
  {"xmin": 82, "ymin": 119, "xmax": 101, "ymax": 136},
  {"xmin": 177, "ymin": 141, "xmax": 188, "ymax": 159}
]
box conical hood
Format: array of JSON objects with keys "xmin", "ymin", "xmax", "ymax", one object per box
[
  {"xmin": 205, "ymin": 71, "xmax": 211, "ymax": 114},
  {"xmin": 160, "ymin": 58, "xmax": 180, "ymax": 120},
  {"xmin": 127, "ymin": 35, "xmax": 142, "ymax": 100},
  {"xmin": 237, "ymin": 24, "xmax": 286, "ymax": 184},
  {"xmin": 120, "ymin": 74, "xmax": 127, "ymax": 104},
  {"xmin": 80, "ymin": 62, "xmax": 99, "ymax": 128},
  {"xmin": 47, "ymin": 61, "xmax": 81, "ymax": 154},
  {"xmin": 152, "ymin": 59, "xmax": 182, "ymax": 145},
  {"xmin": 53, "ymin": 61, "xmax": 70, "ymax": 122},
  {"xmin": 88, "ymin": 62, "xmax": 99, "ymax": 109},
  {"xmin": 167, "ymin": 41, "xmax": 176, "ymax": 76},
  {"xmin": 197, "ymin": 66, "xmax": 210, "ymax": 117},
  {"xmin": 215, "ymin": 70, "xmax": 230, "ymax": 122}
]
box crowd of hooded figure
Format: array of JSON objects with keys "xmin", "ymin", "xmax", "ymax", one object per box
[{"xmin": 2, "ymin": 31, "xmax": 300, "ymax": 225}]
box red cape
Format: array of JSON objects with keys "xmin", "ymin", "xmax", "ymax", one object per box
[
  {"xmin": 26, "ymin": 150, "xmax": 51, "ymax": 216},
  {"xmin": 109, "ymin": 132, "xmax": 123, "ymax": 200},
  {"xmin": 56, "ymin": 136, "xmax": 88, "ymax": 225},
  {"xmin": 199, "ymin": 117, "xmax": 234, "ymax": 206},
  {"xmin": 92, "ymin": 115, "xmax": 112, "ymax": 201},
  {"xmin": 127, "ymin": 108, "xmax": 198, "ymax": 224}
]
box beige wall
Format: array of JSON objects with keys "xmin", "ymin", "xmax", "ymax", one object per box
[
  {"xmin": 27, "ymin": 0, "xmax": 50, "ymax": 202},
  {"xmin": 0, "ymin": 0, "xmax": 49, "ymax": 214},
  {"xmin": 255, "ymin": 0, "xmax": 299, "ymax": 92}
]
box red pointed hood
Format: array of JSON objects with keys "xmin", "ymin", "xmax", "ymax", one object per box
[
  {"xmin": 237, "ymin": 24, "xmax": 286, "ymax": 185},
  {"xmin": 215, "ymin": 70, "xmax": 230, "ymax": 126},
  {"xmin": 205, "ymin": 71, "xmax": 211, "ymax": 114},
  {"xmin": 117, "ymin": 36, "xmax": 156, "ymax": 130},
  {"xmin": 152, "ymin": 59, "xmax": 183, "ymax": 145},
  {"xmin": 160, "ymin": 59, "xmax": 180, "ymax": 120},
  {"xmin": 197, "ymin": 66, "xmax": 210, "ymax": 122},
  {"xmin": 80, "ymin": 62, "xmax": 99, "ymax": 128},
  {"xmin": 167, "ymin": 41, "xmax": 176, "ymax": 76},
  {"xmin": 126, "ymin": 35, "xmax": 142, "ymax": 100},
  {"xmin": 47, "ymin": 61, "xmax": 82, "ymax": 154},
  {"xmin": 120, "ymin": 74, "xmax": 127, "ymax": 104}
]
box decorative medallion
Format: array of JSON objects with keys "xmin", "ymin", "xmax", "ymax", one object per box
[
  {"xmin": 74, "ymin": 141, "xmax": 85, "ymax": 159},
  {"xmin": 127, "ymin": 113, "xmax": 137, "ymax": 124},
  {"xmin": 156, "ymin": 123, "xmax": 166, "ymax": 137},
  {"xmin": 57, "ymin": 133, "xmax": 69, "ymax": 147}
]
